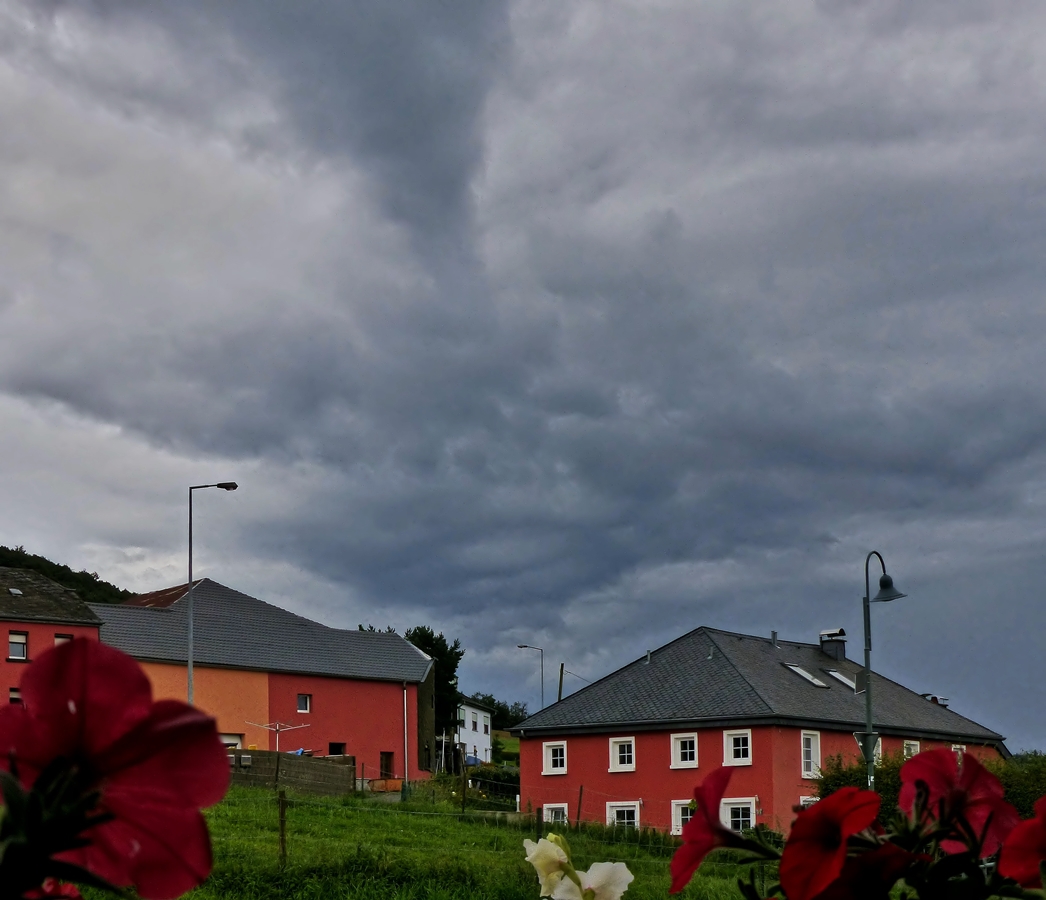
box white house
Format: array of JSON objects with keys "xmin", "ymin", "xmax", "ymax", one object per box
[{"xmin": 456, "ymin": 696, "xmax": 495, "ymax": 763}]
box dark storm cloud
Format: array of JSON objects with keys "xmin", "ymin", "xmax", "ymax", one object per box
[{"xmin": 4, "ymin": 1, "xmax": 1046, "ymax": 745}]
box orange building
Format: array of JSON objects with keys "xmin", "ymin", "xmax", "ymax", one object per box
[{"xmin": 91, "ymin": 579, "xmax": 435, "ymax": 781}]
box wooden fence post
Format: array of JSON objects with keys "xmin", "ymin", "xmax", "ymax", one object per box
[
  {"xmin": 278, "ymin": 789, "xmax": 287, "ymax": 868},
  {"xmin": 461, "ymin": 747, "xmax": 467, "ymax": 814},
  {"xmin": 575, "ymin": 785, "xmax": 584, "ymax": 830}
]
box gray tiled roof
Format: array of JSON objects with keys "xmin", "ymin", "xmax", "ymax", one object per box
[
  {"xmin": 0, "ymin": 568, "xmax": 102, "ymax": 626},
  {"xmin": 89, "ymin": 579, "xmax": 432, "ymax": 683},
  {"xmin": 515, "ymin": 627, "xmax": 1003, "ymax": 745}
]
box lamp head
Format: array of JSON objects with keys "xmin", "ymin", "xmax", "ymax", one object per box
[
  {"xmin": 517, "ymin": 644, "xmax": 528, "ymax": 649},
  {"xmin": 872, "ymin": 573, "xmax": 907, "ymax": 603},
  {"xmin": 216, "ymin": 482, "xmax": 238, "ymax": 491}
]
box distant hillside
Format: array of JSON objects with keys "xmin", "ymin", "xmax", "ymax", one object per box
[{"xmin": 0, "ymin": 545, "xmax": 132, "ymax": 605}]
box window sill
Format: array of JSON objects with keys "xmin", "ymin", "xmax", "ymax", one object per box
[
  {"xmin": 608, "ymin": 766, "xmax": 636, "ymax": 773},
  {"xmin": 670, "ymin": 761, "xmax": 699, "ymax": 770},
  {"xmin": 542, "ymin": 769, "xmax": 567, "ymax": 776},
  {"xmin": 723, "ymin": 758, "xmax": 753, "ymax": 767},
  {"xmin": 6, "ymin": 657, "xmax": 30, "ymax": 663}
]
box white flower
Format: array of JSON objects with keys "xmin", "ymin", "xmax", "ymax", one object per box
[
  {"xmin": 524, "ymin": 837, "xmax": 571, "ymax": 896},
  {"xmin": 551, "ymin": 862, "xmax": 634, "ymax": 900}
]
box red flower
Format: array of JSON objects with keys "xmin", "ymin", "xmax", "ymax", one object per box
[
  {"xmin": 0, "ymin": 638, "xmax": 229, "ymax": 899},
  {"xmin": 812, "ymin": 843, "xmax": 920, "ymax": 900},
  {"xmin": 998, "ymin": 796, "xmax": 1046, "ymax": 887},
  {"xmin": 25, "ymin": 879, "xmax": 83, "ymax": 898},
  {"xmin": 899, "ymin": 748, "xmax": 1019, "ymax": 856},
  {"xmin": 669, "ymin": 767, "xmax": 742, "ymax": 893},
  {"xmin": 779, "ymin": 787, "xmax": 880, "ymax": 900}
]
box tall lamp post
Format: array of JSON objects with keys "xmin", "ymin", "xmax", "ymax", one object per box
[
  {"xmin": 188, "ymin": 482, "xmax": 238, "ymax": 705},
  {"xmin": 859, "ymin": 551, "xmax": 907, "ymax": 790},
  {"xmin": 517, "ymin": 644, "xmax": 544, "ymax": 709}
]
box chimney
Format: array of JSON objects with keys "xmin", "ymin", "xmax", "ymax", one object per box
[
  {"xmin": 771, "ymin": 630, "xmax": 778, "ymax": 648},
  {"xmin": 819, "ymin": 628, "xmax": 847, "ymax": 661}
]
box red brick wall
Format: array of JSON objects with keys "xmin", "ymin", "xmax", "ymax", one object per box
[
  {"xmin": 2, "ymin": 621, "xmax": 99, "ymax": 703},
  {"xmin": 267, "ymin": 672, "xmax": 429, "ymax": 781}
]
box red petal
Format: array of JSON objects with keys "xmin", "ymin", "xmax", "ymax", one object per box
[
  {"xmin": 97, "ymin": 700, "xmax": 229, "ymax": 808},
  {"xmin": 999, "ymin": 816, "xmax": 1046, "ymax": 888},
  {"xmin": 899, "ymin": 748, "xmax": 958, "ymax": 813},
  {"xmin": 61, "ymin": 800, "xmax": 214, "ymax": 900},
  {"xmin": 20, "ymin": 639, "xmax": 153, "ymax": 759},
  {"xmin": 669, "ymin": 768, "xmax": 735, "ymax": 894}
]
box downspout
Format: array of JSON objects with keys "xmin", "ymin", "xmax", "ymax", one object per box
[{"xmin": 403, "ymin": 682, "xmax": 409, "ymax": 781}]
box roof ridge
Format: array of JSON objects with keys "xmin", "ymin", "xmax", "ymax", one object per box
[{"xmin": 705, "ymin": 630, "xmax": 776, "ymax": 715}]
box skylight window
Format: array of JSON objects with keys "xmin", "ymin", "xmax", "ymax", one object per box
[
  {"xmin": 824, "ymin": 669, "xmax": 857, "ymax": 690},
  {"xmin": 8, "ymin": 588, "xmax": 22, "ymax": 596},
  {"xmin": 784, "ymin": 664, "xmax": 828, "ymax": 687}
]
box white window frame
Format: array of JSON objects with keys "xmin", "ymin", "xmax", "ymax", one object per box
[
  {"xmin": 9, "ymin": 687, "xmax": 22, "ymax": 704},
  {"xmin": 8, "ymin": 632, "xmax": 27, "ymax": 661},
  {"xmin": 952, "ymin": 744, "xmax": 967, "ymax": 759},
  {"xmin": 801, "ymin": 731, "xmax": 821, "ymax": 779},
  {"xmin": 671, "ymin": 732, "xmax": 698, "ymax": 769},
  {"xmin": 54, "ymin": 634, "xmax": 73, "ymax": 646},
  {"xmin": 720, "ymin": 797, "xmax": 757, "ymax": 832},
  {"xmin": 542, "ymin": 741, "xmax": 567, "ymax": 775},
  {"xmin": 799, "ymin": 796, "xmax": 818, "ymax": 809},
  {"xmin": 606, "ymin": 801, "xmax": 640, "ymax": 828},
  {"xmin": 608, "ymin": 736, "xmax": 636, "ymax": 772},
  {"xmin": 723, "ymin": 729, "xmax": 753, "ymax": 766},
  {"xmin": 671, "ymin": 799, "xmax": 694, "ymax": 835},
  {"xmin": 544, "ymin": 803, "xmax": 569, "ymax": 824},
  {"xmin": 903, "ymin": 740, "xmax": 921, "ymax": 759},
  {"xmin": 874, "ymin": 736, "xmax": 882, "ymax": 764},
  {"xmin": 297, "ymin": 693, "xmax": 312, "ymax": 713}
]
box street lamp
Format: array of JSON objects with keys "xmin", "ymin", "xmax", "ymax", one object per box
[
  {"xmin": 858, "ymin": 551, "xmax": 907, "ymax": 790},
  {"xmin": 188, "ymin": 482, "xmax": 238, "ymax": 705},
  {"xmin": 517, "ymin": 644, "xmax": 544, "ymax": 709}
]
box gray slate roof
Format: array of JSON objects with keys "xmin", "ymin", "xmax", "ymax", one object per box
[
  {"xmin": 0, "ymin": 568, "xmax": 102, "ymax": 626},
  {"xmin": 515, "ymin": 627, "xmax": 1003, "ymax": 745},
  {"xmin": 89, "ymin": 579, "xmax": 432, "ymax": 683}
]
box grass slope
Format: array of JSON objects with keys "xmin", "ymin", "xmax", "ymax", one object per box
[{"xmin": 156, "ymin": 787, "xmax": 755, "ymax": 899}]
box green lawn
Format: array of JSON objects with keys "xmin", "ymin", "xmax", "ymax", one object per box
[{"xmin": 159, "ymin": 787, "xmax": 755, "ymax": 899}]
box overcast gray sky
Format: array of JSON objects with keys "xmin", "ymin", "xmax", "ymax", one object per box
[{"xmin": 3, "ymin": 1, "xmax": 1046, "ymax": 750}]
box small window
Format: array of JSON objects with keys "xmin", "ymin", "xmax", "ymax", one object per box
[
  {"xmin": 671, "ymin": 732, "xmax": 698, "ymax": 769},
  {"xmin": 724, "ymin": 729, "xmax": 752, "ymax": 766},
  {"xmin": 609, "ymin": 737, "xmax": 636, "ymax": 772},
  {"xmin": 483, "ymin": 715, "xmax": 490, "ymax": 735},
  {"xmin": 784, "ymin": 664, "xmax": 828, "ymax": 687},
  {"xmin": 329, "ymin": 742, "xmax": 346, "ymax": 756},
  {"xmin": 54, "ymin": 634, "xmax": 74, "ymax": 646},
  {"xmin": 8, "ymin": 632, "xmax": 27, "ymax": 661},
  {"xmin": 606, "ymin": 802, "xmax": 639, "ymax": 828},
  {"xmin": 720, "ymin": 798, "xmax": 756, "ymax": 832},
  {"xmin": 297, "ymin": 693, "xmax": 312, "ymax": 713},
  {"xmin": 671, "ymin": 800, "xmax": 694, "ymax": 835},
  {"xmin": 952, "ymin": 744, "xmax": 967, "ymax": 759},
  {"xmin": 799, "ymin": 796, "xmax": 818, "ymax": 809},
  {"xmin": 544, "ymin": 803, "xmax": 569, "ymax": 824},
  {"xmin": 219, "ymin": 733, "xmax": 243, "ymax": 749},
  {"xmin": 903, "ymin": 740, "xmax": 921, "ymax": 759},
  {"xmin": 801, "ymin": 732, "xmax": 820, "ymax": 778},
  {"xmin": 471, "ymin": 712, "xmax": 478, "ymax": 732},
  {"xmin": 824, "ymin": 669, "xmax": 857, "ymax": 690},
  {"xmin": 9, "ymin": 687, "xmax": 22, "ymax": 705},
  {"xmin": 543, "ymin": 741, "xmax": 567, "ymax": 775}
]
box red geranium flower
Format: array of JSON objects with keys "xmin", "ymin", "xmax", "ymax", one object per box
[
  {"xmin": 0, "ymin": 638, "xmax": 229, "ymax": 899},
  {"xmin": 779, "ymin": 787, "xmax": 880, "ymax": 900},
  {"xmin": 998, "ymin": 796, "xmax": 1046, "ymax": 887},
  {"xmin": 899, "ymin": 748, "xmax": 1019, "ymax": 856},
  {"xmin": 669, "ymin": 767, "xmax": 743, "ymax": 893},
  {"xmin": 812, "ymin": 842, "xmax": 920, "ymax": 900}
]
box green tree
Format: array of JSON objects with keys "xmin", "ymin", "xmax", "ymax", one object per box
[
  {"xmin": 467, "ymin": 692, "xmax": 529, "ymax": 731},
  {"xmin": 403, "ymin": 626, "xmax": 465, "ymax": 737},
  {"xmin": 817, "ymin": 752, "xmax": 906, "ymax": 818},
  {"xmin": 0, "ymin": 545, "xmax": 131, "ymax": 605}
]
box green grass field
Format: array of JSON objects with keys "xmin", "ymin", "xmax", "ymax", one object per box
[{"xmin": 157, "ymin": 787, "xmax": 757, "ymax": 899}]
